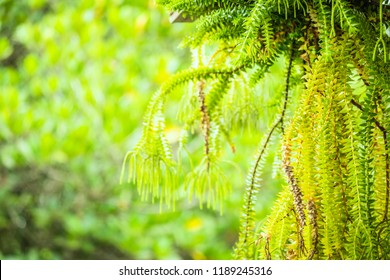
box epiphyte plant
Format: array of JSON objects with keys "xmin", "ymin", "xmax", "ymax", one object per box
[{"xmin": 122, "ymin": 0, "xmax": 390, "ymax": 259}]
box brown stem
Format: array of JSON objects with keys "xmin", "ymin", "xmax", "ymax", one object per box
[
  {"xmin": 242, "ymin": 40, "xmax": 296, "ymax": 246},
  {"xmin": 197, "ymin": 80, "xmax": 211, "ymax": 171},
  {"xmin": 351, "ymin": 99, "xmax": 386, "ymax": 133}
]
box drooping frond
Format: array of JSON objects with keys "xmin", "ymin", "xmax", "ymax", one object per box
[
  {"xmin": 234, "ymin": 43, "xmax": 296, "ymax": 259},
  {"xmin": 122, "ymin": 64, "xmax": 243, "ymax": 209},
  {"xmin": 184, "ymin": 155, "xmax": 231, "ymax": 212}
]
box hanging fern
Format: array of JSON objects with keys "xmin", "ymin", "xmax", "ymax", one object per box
[{"xmin": 123, "ymin": 0, "xmax": 390, "ymax": 259}]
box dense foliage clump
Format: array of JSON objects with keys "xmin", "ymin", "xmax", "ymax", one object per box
[{"xmin": 124, "ymin": 0, "xmax": 390, "ymax": 259}]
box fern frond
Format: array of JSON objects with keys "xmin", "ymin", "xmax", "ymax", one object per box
[
  {"xmin": 206, "ymin": 75, "xmax": 232, "ymax": 114},
  {"xmin": 256, "ymin": 187, "xmax": 295, "ymax": 260},
  {"xmin": 312, "ymin": 0, "xmax": 334, "ymax": 57},
  {"xmin": 240, "ymin": 1, "xmax": 277, "ymax": 61},
  {"xmin": 235, "ymin": 43, "xmax": 296, "ymax": 259},
  {"xmin": 332, "ymin": 0, "xmax": 359, "ymax": 34},
  {"xmin": 316, "ymin": 88, "xmax": 348, "ymax": 259},
  {"xmin": 234, "ymin": 117, "xmax": 278, "ymax": 259},
  {"xmin": 184, "ymin": 6, "xmax": 248, "ymax": 47},
  {"xmin": 161, "ymin": 65, "xmax": 242, "ymax": 95},
  {"xmin": 120, "ymin": 105, "xmax": 178, "ymax": 209},
  {"xmin": 184, "ymin": 155, "xmax": 231, "ymax": 213}
]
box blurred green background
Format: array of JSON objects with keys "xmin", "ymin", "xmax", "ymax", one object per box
[{"xmin": 0, "ymin": 0, "xmax": 283, "ymax": 259}]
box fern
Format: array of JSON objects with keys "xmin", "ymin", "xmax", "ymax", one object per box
[{"xmin": 126, "ymin": 0, "xmax": 390, "ymax": 259}]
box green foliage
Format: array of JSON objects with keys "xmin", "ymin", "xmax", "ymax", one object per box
[{"xmin": 126, "ymin": 0, "xmax": 390, "ymax": 259}]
